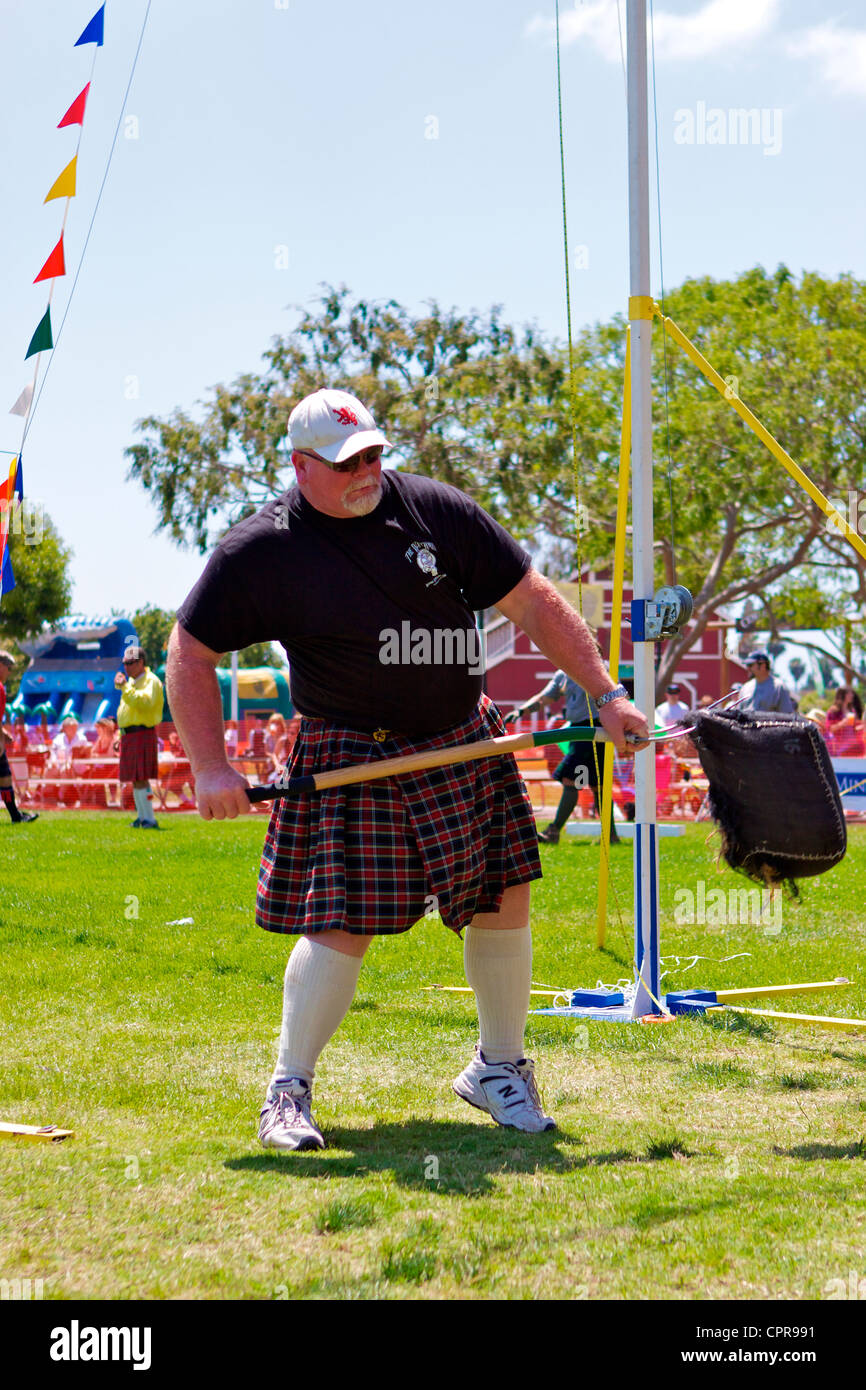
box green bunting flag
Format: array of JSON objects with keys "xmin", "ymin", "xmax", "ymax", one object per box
[{"xmin": 25, "ymin": 307, "xmax": 53, "ymax": 360}]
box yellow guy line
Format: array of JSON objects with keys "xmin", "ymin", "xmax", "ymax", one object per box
[{"xmin": 651, "ymin": 304, "xmax": 866, "ymax": 563}]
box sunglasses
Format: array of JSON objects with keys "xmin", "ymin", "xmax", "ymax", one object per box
[{"xmin": 297, "ymin": 446, "xmax": 383, "ymax": 474}]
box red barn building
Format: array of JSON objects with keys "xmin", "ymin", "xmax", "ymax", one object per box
[{"xmin": 483, "ymin": 571, "xmax": 750, "ymax": 712}]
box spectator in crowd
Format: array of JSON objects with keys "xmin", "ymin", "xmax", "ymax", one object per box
[
  {"xmin": 47, "ymin": 714, "xmax": 90, "ymax": 808},
  {"xmin": 655, "ymin": 683, "xmax": 691, "ymax": 728},
  {"xmin": 0, "ymin": 650, "xmax": 38, "ymax": 824},
  {"xmin": 805, "ymin": 708, "xmax": 828, "ymax": 730},
  {"xmin": 249, "ymin": 715, "xmax": 268, "ymax": 758},
  {"xmin": 738, "ymin": 651, "xmax": 795, "ymax": 713},
  {"xmin": 505, "ymin": 665, "xmax": 619, "ymax": 846},
  {"xmin": 162, "ymin": 729, "xmax": 196, "ymax": 810},
  {"xmin": 267, "ymin": 714, "xmax": 296, "ymax": 773},
  {"xmin": 224, "ymin": 720, "xmax": 239, "ymax": 758},
  {"xmin": 80, "ymin": 716, "xmax": 119, "ymax": 808},
  {"xmin": 9, "ymin": 713, "xmax": 29, "ymax": 756},
  {"xmin": 265, "ymin": 714, "xmax": 287, "ymax": 755},
  {"xmin": 824, "ymin": 686, "xmax": 865, "ymax": 756},
  {"xmin": 49, "ymin": 714, "xmax": 90, "ymax": 768}
]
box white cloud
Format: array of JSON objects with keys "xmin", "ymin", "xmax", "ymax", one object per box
[
  {"xmin": 526, "ymin": 0, "xmax": 781, "ymax": 63},
  {"xmin": 786, "ymin": 22, "xmax": 866, "ymax": 98}
]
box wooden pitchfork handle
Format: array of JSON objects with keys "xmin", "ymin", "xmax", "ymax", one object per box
[{"xmin": 246, "ymin": 724, "xmax": 641, "ymax": 804}]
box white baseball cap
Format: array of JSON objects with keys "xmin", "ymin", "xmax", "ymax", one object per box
[{"xmin": 288, "ymin": 388, "xmax": 390, "ymax": 464}]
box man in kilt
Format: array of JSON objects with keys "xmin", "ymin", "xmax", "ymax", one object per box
[
  {"xmin": 167, "ymin": 388, "xmax": 648, "ymax": 1150},
  {"xmin": 115, "ymin": 645, "xmax": 164, "ymax": 829}
]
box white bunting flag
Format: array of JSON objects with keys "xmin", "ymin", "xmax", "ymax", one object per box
[{"xmin": 9, "ymin": 385, "xmax": 33, "ymax": 418}]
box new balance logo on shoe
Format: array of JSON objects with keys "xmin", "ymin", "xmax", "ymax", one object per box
[{"xmin": 452, "ymin": 1046, "xmax": 556, "ymax": 1133}]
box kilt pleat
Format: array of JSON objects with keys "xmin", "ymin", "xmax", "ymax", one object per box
[
  {"xmin": 118, "ymin": 727, "xmax": 158, "ymax": 782},
  {"xmin": 256, "ymin": 694, "xmax": 542, "ymax": 936}
]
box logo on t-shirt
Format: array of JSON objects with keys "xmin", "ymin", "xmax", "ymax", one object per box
[{"xmin": 405, "ymin": 539, "xmax": 445, "ymax": 587}]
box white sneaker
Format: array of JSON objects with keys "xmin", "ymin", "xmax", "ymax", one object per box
[
  {"xmin": 452, "ymin": 1046, "xmax": 556, "ymax": 1133},
  {"xmin": 258, "ymin": 1079, "xmax": 325, "ymax": 1152}
]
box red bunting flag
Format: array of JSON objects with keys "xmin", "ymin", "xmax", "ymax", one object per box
[
  {"xmin": 34, "ymin": 234, "xmax": 66, "ymax": 284},
  {"xmin": 58, "ymin": 83, "xmax": 90, "ymax": 130}
]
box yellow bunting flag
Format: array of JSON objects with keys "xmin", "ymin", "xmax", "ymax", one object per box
[{"xmin": 44, "ymin": 156, "xmax": 77, "ymax": 204}]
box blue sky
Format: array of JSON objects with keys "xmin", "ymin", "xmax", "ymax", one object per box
[{"xmin": 1, "ymin": 0, "xmax": 864, "ymax": 621}]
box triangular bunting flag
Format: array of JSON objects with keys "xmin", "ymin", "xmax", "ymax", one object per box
[
  {"xmin": 34, "ymin": 234, "xmax": 66, "ymax": 284},
  {"xmin": 75, "ymin": 6, "xmax": 105, "ymax": 48},
  {"xmin": 13, "ymin": 454, "xmax": 23, "ymax": 502},
  {"xmin": 25, "ymin": 307, "xmax": 53, "ymax": 360},
  {"xmin": 44, "ymin": 156, "xmax": 77, "ymax": 204},
  {"xmin": 0, "ymin": 455, "xmax": 18, "ymax": 505},
  {"xmin": 0, "ymin": 544, "xmax": 15, "ymax": 601},
  {"xmin": 58, "ymin": 83, "xmax": 91, "ymax": 129},
  {"xmin": 9, "ymin": 386, "xmax": 33, "ymax": 418},
  {"xmin": 0, "ymin": 458, "xmax": 15, "ymax": 506}
]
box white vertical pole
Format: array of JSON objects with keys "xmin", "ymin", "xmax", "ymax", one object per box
[
  {"xmin": 626, "ymin": 0, "xmax": 661, "ymax": 1016},
  {"xmin": 230, "ymin": 650, "xmax": 239, "ymax": 723}
]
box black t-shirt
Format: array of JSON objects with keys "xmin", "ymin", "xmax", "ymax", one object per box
[{"xmin": 176, "ymin": 471, "xmax": 532, "ymax": 735}]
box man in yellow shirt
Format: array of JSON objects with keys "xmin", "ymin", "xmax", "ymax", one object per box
[{"xmin": 115, "ymin": 645, "xmax": 164, "ymax": 829}]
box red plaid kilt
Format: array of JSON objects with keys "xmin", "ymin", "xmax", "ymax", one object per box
[
  {"xmin": 118, "ymin": 727, "xmax": 158, "ymax": 782},
  {"xmin": 256, "ymin": 693, "xmax": 542, "ymax": 936}
]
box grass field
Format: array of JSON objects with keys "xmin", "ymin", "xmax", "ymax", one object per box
[{"xmin": 1, "ymin": 812, "xmax": 864, "ymax": 1301}]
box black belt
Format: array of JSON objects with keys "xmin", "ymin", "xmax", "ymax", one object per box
[
  {"xmin": 299, "ymin": 717, "xmax": 394, "ymax": 743},
  {"xmin": 120, "ymin": 724, "xmax": 154, "ymax": 735}
]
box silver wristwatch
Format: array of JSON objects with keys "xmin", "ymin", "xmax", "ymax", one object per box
[{"xmin": 596, "ymin": 684, "xmax": 629, "ymax": 708}]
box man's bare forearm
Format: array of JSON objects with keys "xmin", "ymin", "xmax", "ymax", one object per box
[
  {"xmin": 166, "ymin": 624, "xmax": 230, "ymax": 774},
  {"xmin": 497, "ymin": 569, "xmax": 618, "ymax": 699}
]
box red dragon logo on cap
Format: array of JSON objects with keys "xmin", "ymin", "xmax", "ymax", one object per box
[{"xmin": 333, "ymin": 406, "xmax": 358, "ymax": 426}]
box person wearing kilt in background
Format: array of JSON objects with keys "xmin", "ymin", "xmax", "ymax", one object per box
[
  {"xmin": 0, "ymin": 649, "xmax": 38, "ymax": 824},
  {"xmin": 167, "ymin": 389, "xmax": 648, "ymax": 1151},
  {"xmin": 115, "ymin": 645, "xmax": 164, "ymax": 829}
]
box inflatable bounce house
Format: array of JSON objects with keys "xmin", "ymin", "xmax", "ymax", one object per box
[
  {"xmin": 158, "ymin": 664, "xmax": 293, "ymax": 722},
  {"xmin": 11, "ymin": 616, "xmax": 139, "ymax": 725},
  {"xmin": 11, "ymin": 615, "xmax": 294, "ymax": 727}
]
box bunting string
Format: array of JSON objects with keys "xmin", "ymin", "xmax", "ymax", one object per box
[{"xmin": 3, "ymin": 3, "xmax": 152, "ymax": 604}]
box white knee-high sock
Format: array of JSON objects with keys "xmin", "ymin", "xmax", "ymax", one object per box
[
  {"xmin": 269, "ymin": 937, "xmax": 363, "ymax": 1097},
  {"xmin": 463, "ymin": 925, "xmax": 532, "ymax": 1064}
]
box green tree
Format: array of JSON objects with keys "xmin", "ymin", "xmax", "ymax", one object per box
[
  {"xmin": 128, "ymin": 605, "xmax": 175, "ymax": 666},
  {"xmin": 217, "ymin": 643, "xmax": 285, "ymax": 670},
  {"xmin": 125, "ymin": 285, "xmax": 565, "ymax": 551}
]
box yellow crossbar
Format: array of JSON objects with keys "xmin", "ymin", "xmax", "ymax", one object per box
[
  {"xmin": 654, "ymin": 307, "xmax": 866, "ymax": 563},
  {"xmin": 713, "ymin": 979, "xmax": 850, "ymax": 1003},
  {"xmin": 709, "ymin": 1005, "xmax": 865, "ymax": 1033}
]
